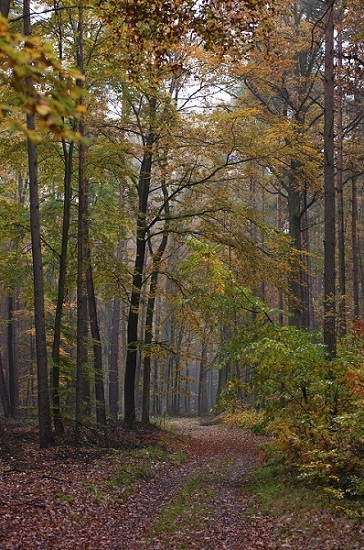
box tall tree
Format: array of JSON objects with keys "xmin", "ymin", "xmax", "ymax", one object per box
[
  {"xmin": 75, "ymin": 1, "xmax": 89, "ymax": 440},
  {"xmin": 23, "ymin": 0, "xmax": 54, "ymax": 447},
  {"xmin": 323, "ymin": 0, "xmax": 336, "ymax": 358}
]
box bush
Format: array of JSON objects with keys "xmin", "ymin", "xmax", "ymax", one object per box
[{"xmin": 222, "ymin": 324, "xmax": 364, "ymax": 504}]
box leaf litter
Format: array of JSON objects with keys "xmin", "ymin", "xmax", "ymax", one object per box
[{"xmin": 0, "ymin": 418, "xmax": 363, "ymax": 549}]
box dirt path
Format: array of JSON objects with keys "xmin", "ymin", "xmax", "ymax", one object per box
[{"xmin": 1, "ymin": 419, "xmax": 363, "ymax": 549}]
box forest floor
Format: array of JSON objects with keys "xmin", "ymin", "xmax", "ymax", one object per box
[{"xmin": 0, "ymin": 417, "xmax": 364, "ymax": 549}]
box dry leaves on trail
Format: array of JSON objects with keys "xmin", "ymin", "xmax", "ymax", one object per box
[{"xmin": 1, "ymin": 419, "xmax": 364, "ymax": 549}]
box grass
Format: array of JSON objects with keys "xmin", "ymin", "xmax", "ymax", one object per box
[
  {"xmin": 247, "ymin": 457, "xmax": 364, "ymax": 520},
  {"xmin": 149, "ymin": 474, "xmax": 215, "ymax": 544},
  {"xmin": 54, "ymin": 492, "xmax": 75, "ymax": 504},
  {"xmin": 107, "ymin": 446, "xmax": 187, "ymax": 491},
  {"xmin": 83, "ymin": 445, "xmax": 189, "ymax": 505},
  {"xmin": 246, "ymin": 461, "xmax": 326, "ymax": 516}
]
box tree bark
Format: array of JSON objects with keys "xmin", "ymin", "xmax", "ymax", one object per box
[
  {"xmin": 351, "ymin": 174, "xmax": 359, "ymax": 319},
  {"xmin": 336, "ymin": 5, "xmax": 346, "ymax": 336},
  {"xmin": 0, "ymin": 0, "xmax": 11, "ymax": 17},
  {"xmin": 141, "ymin": 236, "xmax": 168, "ymax": 424},
  {"xmin": 52, "ymin": 140, "xmax": 73, "ymax": 434},
  {"xmin": 323, "ymin": 0, "xmax": 336, "ymax": 358},
  {"xmin": 0, "ymin": 350, "xmax": 11, "ymax": 417},
  {"xmin": 24, "ymin": 0, "xmax": 54, "ymax": 448},
  {"xmin": 109, "ymin": 296, "xmax": 120, "ymax": 421},
  {"xmin": 75, "ymin": 1, "xmax": 88, "ymax": 441},
  {"xmin": 7, "ymin": 295, "xmax": 17, "ymax": 417},
  {"xmin": 86, "ymin": 259, "xmax": 107, "ymax": 427},
  {"xmin": 124, "ymin": 110, "xmax": 156, "ymax": 429}
]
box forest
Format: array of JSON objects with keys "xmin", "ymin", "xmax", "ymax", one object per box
[{"xmin": 0, "ymin": 0, "xmax": 364, "ymax": 513}]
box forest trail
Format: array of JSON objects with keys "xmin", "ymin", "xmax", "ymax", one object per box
[{"xmin": 1, "ymin": 418, "xmax": 363, "ymax": 549}]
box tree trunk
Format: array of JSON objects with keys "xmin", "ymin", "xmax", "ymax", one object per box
[
  {"xmin": 52, "ymin": 140, "xmax": 73, "ymax": 434},
  {"xmin": 124, "ymin": 118, "xmax": 155, "ymax": 429},
  {"xmin": 0, "ymin": 0, "xmax": 11, "ymax": 17},
  {"xmin": 24, "ymin": 0, "xmax": 54, "ymax": 448},
  {"xmin": 287, "ymin": 168, "xmax": 303, "ymax": 328},
  {"xmin": 336, "ymin": 6, "xmax": 346, "ymax": 336},
  {"xmin": 7, "ymin": 295, "xmax": 17, "ymax": 417},
  {"xmin": 86, "ymin": 260, "xmax": 107, "ymax": 427},
  {"xmin": 0, "ymin": 351, "xmax": 11, "ymax": 417},
  {"xmin": 351, "ymin": 174, "xmax": 359, "ymax": 319},
  {"xmin": 109, "ymin": 296, "xmax": 120, "ymax": 421},
  {"xmin": 141, "ymin": 271, "xmax": 157, "ymax": 425},
  {"xmin": 142, "ymin": 219, "xmax": 168, "ymax": 425},
  {"xmin": 75, "ymin": 1, "xmax": 88, "ymax": 441},
  {"xmin": 323, "ymin": 0, "xmax": 336, "ymax": 358},
  {"xmin": 198, "ymin": 342, "xmax": 209, "ymax": 417}
]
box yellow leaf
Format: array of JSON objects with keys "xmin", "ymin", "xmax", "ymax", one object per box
[
  {"xmin": 35, "ymin": 101, "xmax": 51, "ymax": 117},
  {"xmin": 76, "ymin": 104, "xmax": 87, "ymax": 113}
]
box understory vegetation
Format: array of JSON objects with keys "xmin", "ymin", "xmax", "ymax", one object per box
[{"xmin": 217, "ymin": 322, "xmax": 364, "ymax": 514}]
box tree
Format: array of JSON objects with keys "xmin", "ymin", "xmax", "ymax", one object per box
[
  {"xmin": 0, "ymin": 0, "xmax": 10, "ymax": 18},
  {"xmin": 23, "ymin": 0, "xmax": 54, "ymax": 448},
  {"xmin": 323, "ymin": 0, "xmax": 336, "ymax": 358},
  {"xmin": 231, "ymin": 0, "xmax": 324, "ymax": 329}
]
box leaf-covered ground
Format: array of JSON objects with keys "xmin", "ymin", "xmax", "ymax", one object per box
[{"xmin": 0, "ymin": 418, "xmax": 363, "ymax": 549}]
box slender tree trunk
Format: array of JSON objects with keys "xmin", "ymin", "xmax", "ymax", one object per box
[
  {"xmin": 24, "ymin": 0, "xmax": 54, "ymax": 448},
  {"xmin": 287, "ymin": 169, "xmax": 303, "ymax": 327},
  {"xmin": 86, "ymin": 260, "xmax": 107, "ymax": 427},
  {"xmin": 124, "ymin": 234, "xmax": 147, "ymax": 428},
  {"xmin": 142, "ymin": 212, "xmax": 169, "ymax": 424},
  {"xmin": 52, "ymin": 141, "xmax": 73, "ymax": 434},
  {"xmin": 277, "ymin": 189, "xmax": 285, "ymax": 326},
  {"xmin": 336, "ymin": 5, "xmax": 346, "ymax": 336},
  {"xmin": 124, "ymin": 119, "xmax": 155, "ymax": 429},
  {"xmin": 7, "ymin": 295, "xmax": 17, "ymax": 417},
  {"xmin": 141, "ymin": 271, "xmax": 158, "ymax": 425},
  {"xmin": 301, "ymin": 200, "xmax": 310, "ymax": 329},
  {"xmin": 109, "ymin": 296, "xmax": 120, "ymax": 421},
  {"xmin": 323, "ymin": 0, "xmax": 336, "ymax": 358},
  {"xmin": 351, "ymin": 174, "xmax": 359, "ymax": 319},
  {"xmin": 75, "ymin": 2, "xmax": 88, "ymax": 441},
  {"xmin": 0, "ymin": 0, "xmax": 11, "ymax": 17},
  {"xmin": 0, "ymin": 351, "xmax": 11, "ymax": 417},
  {"xmin": 198, "ymin": 342, "xmax": 209, "ymax": 417}
]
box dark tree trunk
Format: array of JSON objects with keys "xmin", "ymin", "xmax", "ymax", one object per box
[
  {"xmin": 24, "ymin": 0, "xmax": 54, "ymax": 448},
  {"xmin": 52, "ymin": 140, "xmax": 73, "ymax": 434},
  {"xmin": 336, "ymin": 8, "xmax": 346, "ymax": 336},
  {"xmin": 86, "ymin": 261, "xmax": 107, "ymax": 427},
  {"xmin": 75, "ymin": 1, "xmax": 88, "ymax": 441},
  {"xmin": 124, "ymin": 117, "xmax": 155, "ymax": 429},
  {"xmin": 287, "ymin": 169, "xmax": 303, "ymax": 328},
  {"xmin": 0, "ymin": 0, "xmax": 11, "ymax": 17},
  {"xmin": 0, "ymin": 351, "xmax": 11, "ymax": 417},
  {"xmin": 141, "ymin": 272, "xmax": 157, "ymax": 425},
  {"xmin": 7, "ymin": 295, "xmax": 17, "ymax": 417},
  {"xmin": 352, "ymin": 174, "xmax": 359, "ymax": 319},
  {"xmin": 277, "ymin": 189, "xmax": 285, "ymax": 326},
  {"xmin": 109, "ymin": 296, "xmax": 120, "ymax": 421},
  {"xmin": 142, "ymin": 218, "xmax": 168, "ymax": 425},
  {"xmin": 198, "ymin": 342, "xmax": 209, "ymax": 417},
  {"xmin": 323, "ymin": 0, "xmax": 336, "ymax": 358}
]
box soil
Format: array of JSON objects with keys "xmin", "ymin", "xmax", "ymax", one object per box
[{"xmin": 0, "ymin": 418, "xmax": 363, "ymax": 549}]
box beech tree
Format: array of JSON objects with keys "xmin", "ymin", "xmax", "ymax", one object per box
[
  {"xmin": 322, "ymin": 0, "xmax": 336, "ymax": 358},
  {"xmin": 23, "ymin": 0, "xmax": 54, "ymax": 448},
  {"xmin": 229, "ymin": 0, "xmax": 324, "ymax": 329}
]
